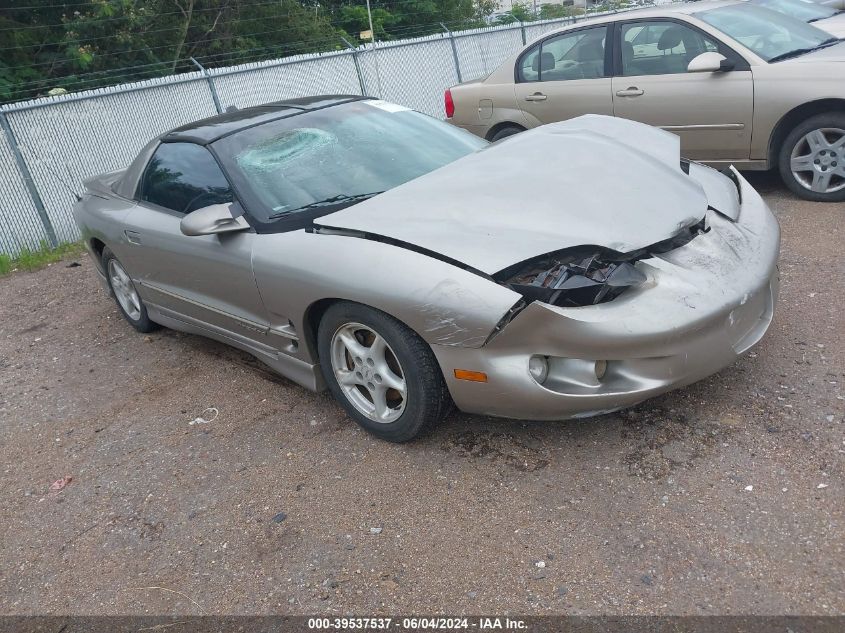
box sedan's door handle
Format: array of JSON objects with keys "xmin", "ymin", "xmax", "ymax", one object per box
[
  {"xmin": 524, "ymin": 92, "xmax": 547, "ymax": 102},
  {"xmin": 616, "ymin": 87, "xmax": 644, "ymax": 97},
  {"xmin": 125, "ymin": 230, "xmax": 142, "ymax": 245}
]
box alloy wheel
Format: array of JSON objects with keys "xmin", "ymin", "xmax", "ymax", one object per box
[
  {"xmin": 329, "ymin": 322, "xmax": 407, "ymax": 423},
  {"xmin": 108, "ymin": 259, "xmax": 142, "ymax": 321},
  {"xmin": 789, "ymin": 127, "xmax": 845, "ymax": 194}
]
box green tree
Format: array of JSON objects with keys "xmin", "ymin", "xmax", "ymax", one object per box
[
  {"xmin": 539, "ymin": 4, "xmax": 580, "ymax": 20},
  {"xmin": 0, "ymin": 0, "xmax": 497, "ymax": 103}
]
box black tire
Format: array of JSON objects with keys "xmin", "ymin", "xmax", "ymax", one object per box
[
  {"xmin": 317, "ymin": 301, "xmax": 451, "ymax": 442},
  {"xmin": 778, "ymin": 112, "xmax": 845, "ymax": 202},
  {"xmin": 101, "ymin": 247, "xmax": 158, "ymax": 333},
  {"xmin": 489, "ymin": 125, "xmax": 524, "ymax": 143}
]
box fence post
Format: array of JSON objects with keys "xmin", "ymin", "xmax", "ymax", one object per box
[
  {"xmin": 191, "ymin": 57, "xmax": 223, "ymax": 114},
  {"xmin": 519, "ymin": 20, "xmax": 526, "ymax": 45},
  {"xmin": 340, "ymin": 37, "xmax": 368, "ymax": 96},
  {"xmin": 440, "ymin": 23, "xmax": 463, "ymax": 83},
  {"xmin": 0, "ymin": 110, "xmax": 58, "ymax": 248}
]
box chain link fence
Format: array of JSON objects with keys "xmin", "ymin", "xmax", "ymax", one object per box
[{"xmin": 0, "ymin": 12, "xmax": 628, "ymax": 257}]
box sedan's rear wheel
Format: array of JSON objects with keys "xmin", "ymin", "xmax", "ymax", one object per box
[
  {"xmin": 318, "ymin": 302, "xmax": 450, "ymax": 442},
  {"xmin": 779, "ymin": 113, "xmax": 845, "ymax": 202},
  {"xmin": 102, "ymin": 248, "xmax": 157, "ymax": 333},
  {"xmin": 489, "ymin": 125, "xmax": 524, "ymax": 142}
]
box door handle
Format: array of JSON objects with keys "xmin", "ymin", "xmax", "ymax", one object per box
[
  {"xmin": 124, "ymin": 230, "xmax": 142, "ymax": 245},
  {"xmin": 524, "ymin": 92, "xmax": 547, "ymax": 102},
  {"xmin": 616, "ymin": 87, "xmax": 644, "ymax": 97}
]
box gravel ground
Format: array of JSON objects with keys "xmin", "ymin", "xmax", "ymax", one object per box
[{"xmin": 0, "ymin": 173, "xmax": 842, "ymax": 616}]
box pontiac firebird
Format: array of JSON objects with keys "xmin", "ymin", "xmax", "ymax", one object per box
[{"xmin": 73, "ymin": 95, "xmax": 780, "ymax": 442}]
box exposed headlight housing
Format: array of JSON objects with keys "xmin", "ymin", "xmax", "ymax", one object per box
[{"xmin": 494, "ymin": 221, "xmax": 707, "ymax": 308}]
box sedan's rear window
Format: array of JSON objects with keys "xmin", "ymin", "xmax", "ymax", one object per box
[{"xmin": 213, "ymin": 100, "xmax": 487, "ymax": 228}]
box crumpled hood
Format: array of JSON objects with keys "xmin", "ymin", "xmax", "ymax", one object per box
[{"xmin": 319, "ymin": 115, "xmax": 719, "ymax": 275}]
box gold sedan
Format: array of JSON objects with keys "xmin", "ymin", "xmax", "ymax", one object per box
[{"xmin": 445, "ymin": 0, "xmax": 845, "ymax": 201}]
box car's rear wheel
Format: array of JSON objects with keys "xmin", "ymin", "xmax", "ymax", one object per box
[
  {"xmin": 779, "ymin": 113, "xmax": 845, "ymax": 202},
  {"xmin": 102, "ymin": 248, "xmax": 157, "ymax": 333},
  {"xmin": 317, "ymin": 302, "xmax": 450, "ymax": 442},
  {"xmin": 489, "ymin": 125, "xmax": 524, "ymax": 142}
]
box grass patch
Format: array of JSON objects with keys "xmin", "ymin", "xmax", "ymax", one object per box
[{"xmin": 0, "ymin": 241, "xmax": 86, "ymax": 276}]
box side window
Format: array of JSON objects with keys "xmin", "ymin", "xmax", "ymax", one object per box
[
  {"xmin": 621, "ymin": 21, "xmax": 720, "ymax": 77},
  {"xmin": 516, "ymin": 26, "xmax": 607, "ymax": 83},
  {"xmin": 518, "ymin": 45, "xmax": 540, "ymax": 82},
  {"xmin": 140, "ymin": 142, "xmax": 233, "ymax": 214}
]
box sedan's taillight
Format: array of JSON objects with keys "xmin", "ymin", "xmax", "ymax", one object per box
[{"xmin": 444, "ymin": 89, "xmax": 455, "ymax": 119}]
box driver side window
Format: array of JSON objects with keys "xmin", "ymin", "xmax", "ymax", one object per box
[
  {"xmin": 140, "ymin": 142, "xmax": 233, "ymax": 214},
  {"xmin": 621, "ymin": 21, "xmax": 719, "ymax": 77}
]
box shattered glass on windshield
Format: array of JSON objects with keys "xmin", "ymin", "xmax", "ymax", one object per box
[{"xmin": 235, "ymin": 128, "xmax": 337, "ymax": 173}]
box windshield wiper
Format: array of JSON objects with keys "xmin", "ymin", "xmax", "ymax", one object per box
[
  {"xmin": 768, "ymin": 38, "xmax": 839, "ymax": 62},
  {"xmin": 268, "ymin": 191, "xmax": 384, "ymax": 219}
]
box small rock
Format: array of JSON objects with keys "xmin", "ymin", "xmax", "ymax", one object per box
[
  {"xmin": 817, "ymin": 483, "xmax": 828, "ymax": 489},
  {"xmin": 825, "ymin": 415, "xmax": 835, "ymax": 422},
  {"xmin": 467, "ymin": 591, "xmax": 478, "ymax": 599},
  {"xmin": 661, "ymin": 495, "xmax": 669, "ymax": 504},
  {"xmin": 535, "ymin": 561, "xmax": 546, "ymax": 568},
  {"xmin": 272, "ymin": 512, "xmax": 287, "ymax": 523},
  {"xmin": 641, "ymin": 574, "xmax": 654, "ymax": 586},
  {"xmin": 556, "ymin": 586, "xmax": 568, "ymax": 597},
  {"xmin": 370, "ymin": 527, "xmax": 383, "ymax": 534},
  {"xmin": 744, "ymin": 485, "xmax": 753, "ymax": 492}
]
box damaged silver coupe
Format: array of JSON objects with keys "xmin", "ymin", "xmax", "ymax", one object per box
[{"xmin": 73, "ymin": 96, "xmax": 780, "ymax": 442}]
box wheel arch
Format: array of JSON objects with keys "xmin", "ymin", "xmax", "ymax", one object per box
[
  {"xmin": 302, "ymin": 297, "xmax": 342, "ymax": 361},
  {"xmin": 767, "ymin": 99, "xmax": 845, "ymax": 165},
  {"xmin": 485, "ymin": 121, "xmax": 526, "ymax": 142},
  {"xmin": 89, "ymin": 237, "xmax": 106, "ymax": 258},
  {"xmin": 88, "ymin": 237, "xmax": 107, "ymax": 274},
  {"xmin": 302, "ymin": 297, "xmax": 435, "ymax": 368}
]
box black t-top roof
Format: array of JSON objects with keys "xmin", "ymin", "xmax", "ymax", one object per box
[{"xmin": 162, "ymin": 95, "xmax": 367, "ymax": 145}]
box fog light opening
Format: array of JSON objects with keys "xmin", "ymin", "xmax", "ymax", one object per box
[
  {"xmin": 528, "ymin": 355, "xmax": 549, "ymax": 384},
  {"xmin": 594, "ymin": 360, "xmax": 608, "ymax": 381}
]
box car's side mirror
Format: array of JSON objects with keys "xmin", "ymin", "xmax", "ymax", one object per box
[
  {"xmin": 180, "ymin": 202, "xmax": 250, "ymax": 236},
  {"xmin": 687, "ymin": 52, "xmax": 734, "ymax": 73}
]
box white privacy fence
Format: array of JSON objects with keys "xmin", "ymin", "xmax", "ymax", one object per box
[{"xmin": 0, "ymin": 13, "xmax": 624, "ymax": 257}]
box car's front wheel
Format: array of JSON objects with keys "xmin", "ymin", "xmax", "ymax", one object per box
[
  {"xmin": 317, "ymin": 302, "xmax": 451, "ymax": 442},
  {"xmin": 779, "ymin": 113, "xmax": 845, "ymax": 202},
  {"xmin": 102, "ymin": 248, "xmax": 157, "ymax": 333}
]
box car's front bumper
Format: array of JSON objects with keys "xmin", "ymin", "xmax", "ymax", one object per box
[{"xmin": 431, "ymin": 170, "xmax": 780, "ymax": 421}]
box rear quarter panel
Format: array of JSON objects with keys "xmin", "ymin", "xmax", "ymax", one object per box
[
  {"xmin": 72, "ymin": 190, "xmax": 137, "ymax": 274},
  {"xmin": 449, "ymin": 73, "xmax": 529, "ymax": 138}
]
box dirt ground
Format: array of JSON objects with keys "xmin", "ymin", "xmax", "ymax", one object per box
[{"xmin": 0, "ymin": 173, "xmax": 843, "ymax": 616}]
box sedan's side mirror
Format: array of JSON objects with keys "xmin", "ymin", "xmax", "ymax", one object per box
[
  {"xmin": 687, "ymin": 52, "xmax": 734, "ymax": 73},
  {"xmin": 180, "ymin": 203, "xmax": 250, "ymax": 236}
]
